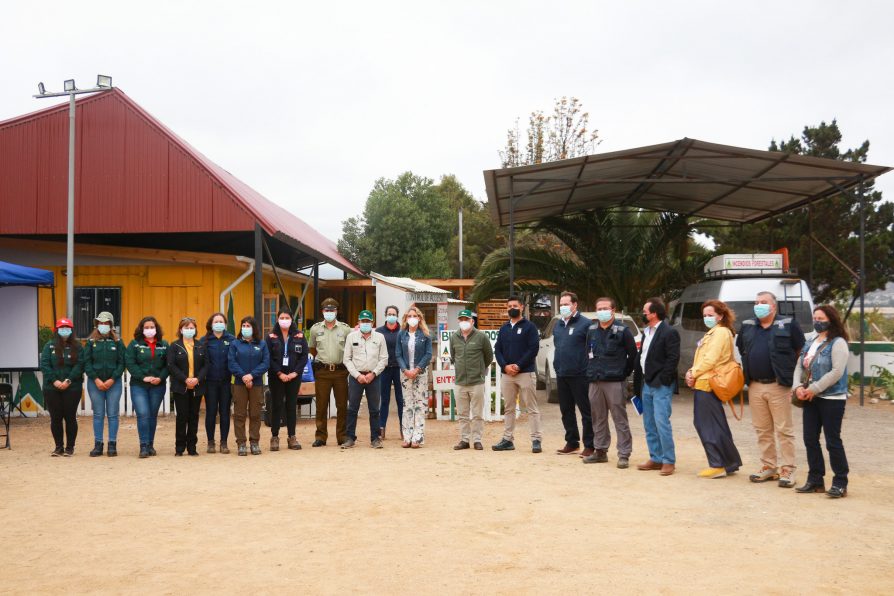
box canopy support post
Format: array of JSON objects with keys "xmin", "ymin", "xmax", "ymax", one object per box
[{"xmin": 254, "ymin": 223, "xmax": 263, "ymax": 327}]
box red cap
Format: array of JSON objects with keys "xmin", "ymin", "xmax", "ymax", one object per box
[{"xmin": 55, "ymin": 318, "xmax": 74, "ymax": 330}]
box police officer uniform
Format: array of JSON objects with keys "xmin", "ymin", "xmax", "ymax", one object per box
[{"xmin": 308, "ymin": 298, "xmax": 352, "ymax": 446}]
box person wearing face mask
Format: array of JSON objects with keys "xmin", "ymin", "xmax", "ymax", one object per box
[
  {"xmin": 126, "ymin": 316, "xmax": 169, "ymax": 458},
  {"xmin": 685, "ymin": 300, "xmax": 742, "ymax": 479},
  {"xmin": 736, "ymin": 291, "xmax": 806, "ymax": 488},
  {"xmin": 228, "ymin": 316, "xmax": 270, "ymax": 456},
  {"xmin": 394, "ymin": 306, "xmax": 433, "ymax": 448},
  {"xmin": 633, "ymin": 298, "xmax": 680, "ymax": 476},
  {"xmin": 792, "ymin": 305, "xmax": 850, "ymax": 498},
  {"xmin": 583, "ymin": 297, "xmax": 638, "ymax": 468},
  {"xmin": 82, "ymin": 311, "xmax": 125, "ymax": 457},
  {"xmin": 553, "ymin": 292, "xmax": 595, "ymax": 457},
  {"xmin": 266, "ymin": 307, "xmax": 309, "ymax": 451},
  {"xmin": 40, "ymin": 319, "xmax": 84, "ymax": 456},
  {"xmin": 201, "ymin": 313, "xmax": 236, "ymax": 454},
  {"xmin": 308, "ymin": 298, "xmax": 351, "ymax": 447},
  {"xmin": 167, "ymin": 317, "xmax": 208, "ymax": 456},
  {"xmin": 449, "ymin": 310, "xmax": 494, "ymax": 450},
  {"xmin": 493, "ymin": 295, "xmax": 542, "ymax": 453},
  {"xmin": 376, "ymin": 305, "xmax": 404, "ymax": 440},
  {"xmin": 341, "ymin": 310, "xmax": 388, "ymax": 449}
]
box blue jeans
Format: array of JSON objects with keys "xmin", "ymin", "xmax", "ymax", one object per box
[
  {"xmin": 346, "ymin": 376, "xmax": 381, "ymax": 441},
  {"xmin": 204, "ymin": 380, "xmax": 232, "ymax": 442},
  {"xmin": 130, "ymin": 383, "xmax": 166, "ymax": 445},
  {"xmin": 642, "ymin": 382, "xmax": 675, "ymax": 464},
  {"xmin": 379, "ymin": 367, "xmax": 403, "ymax": 431},
  {"xmin": 86, "ymin": 378, "xmax": 123, "ymax": 442}
]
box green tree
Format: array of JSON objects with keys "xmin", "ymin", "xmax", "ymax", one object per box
[
  {"xmin": 472, "ymin": 210, "xmax": 709, "ymax": 311},
  {"xmin": 703, "ymin": 120, "xmax": 894, "ymax": 303},
  {"xmin": 435, "ymin": 174, "xmax": 504, "ymax": 278},
  {"xmin": 337, "ymin": 172, "xmax": 454, "ymax": 278}
]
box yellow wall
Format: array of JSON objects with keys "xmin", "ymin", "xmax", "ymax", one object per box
[{"xmin": 37, "ymin": 263, "xmax": 316, "ymax": 337}]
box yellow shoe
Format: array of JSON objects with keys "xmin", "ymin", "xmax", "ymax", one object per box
[{"xmin": 698, "ymin": 467, "xmax": 727, "ymax": 479}]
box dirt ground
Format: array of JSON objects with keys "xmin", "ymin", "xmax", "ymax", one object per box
[{"xmin": 2, "ymin": 389, "xmax": 893, "ymax": 595}]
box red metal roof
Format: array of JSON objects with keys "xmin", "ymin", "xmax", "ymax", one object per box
[{"xmin": 0, "ymin": 88, "xmax": 363, "ymax": 276}]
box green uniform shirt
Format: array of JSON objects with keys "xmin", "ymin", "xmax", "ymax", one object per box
[
  {"xmin": 83, "ymin": 337, "xmax": 126, "ymax": 380},
  {"xmin": 449, "ymin": 328, "xmax": 494, "ymax": 387},
  {"xmin": 40, "ymin": 340, "xmax": 85, "ymax": 391},
  {"xmin": 308, "ymin": 321, "xmax": 352, "ymax": 365}
]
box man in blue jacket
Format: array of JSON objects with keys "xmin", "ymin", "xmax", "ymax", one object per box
[
  {"xmin": 493, "ymin": 295, "xmax": 542, "ymax": 453},
  {"xmin": 553, "ymin": 291, "xmax": 595, "ymax": 457}
]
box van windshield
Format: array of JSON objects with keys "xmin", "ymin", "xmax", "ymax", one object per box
[{"xmin": 679, "ymin": 300, "xmax": 813, "ymax": 332}]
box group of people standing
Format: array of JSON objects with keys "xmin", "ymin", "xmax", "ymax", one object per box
[{"xmin": 38, "ymin": 291, "xmax": 852, "ymax": 497}]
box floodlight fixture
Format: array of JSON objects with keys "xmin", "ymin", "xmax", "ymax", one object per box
[
  {"xmin": 38, "ymin": 82, "xmax": 46, "ymax": 95},
  {"xmin": 63, "ymin": 79, "xmax": 76, "ymax": 92},
  {"xmin": 96, "ymin": 74, "xmax": 112, "ymax": 88}
]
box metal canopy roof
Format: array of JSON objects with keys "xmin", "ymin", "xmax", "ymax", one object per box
[{"xmin": 484, "ymin": 138, "xmax": 891, "ymax": 226}]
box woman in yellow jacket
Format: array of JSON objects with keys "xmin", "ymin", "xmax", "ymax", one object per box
[{"xmin": 685, "ymin": 299, "xmax": 742, "ymax": 479}]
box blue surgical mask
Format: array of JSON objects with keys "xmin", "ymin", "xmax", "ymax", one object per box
[
  {"xmin": 559, "ymin": 305, "xmax": 572, "ymax": 318},
  {"xmin": 58, "ymin": 328, "xmax": 72, "ymax": 338},
  {"xmin": 359, "ymin": 322, "xmax": 372, "ymax": 334},
  {"xmin": 182, "ymin": 328, "xmax": 196, "ymax": 339},
  {"xmin": 595, "ymin": 310, "xmax": 613, "ymax": 323},
  {"xmin": 97, "ymin": 324, "xmax": 111, "ymax": 335},
  {"xmin": 754, "ymin": 304, "xmax": 772, "ymax": 319},
  {"xmin": 386, "ymin": 315, "xmax": 398, "ymax": 325},
  {"xmin": 703, "ymin": 316, "xmax": 717, "ymax": 329},
  {"xmin": 241, "ymin": 327, "xmax": 253, "ymax": 338},
  {"xmin": 212, "ymin": 322, "xmax": 226, "ymax": 334},
  {"xmin": 323, "ymin": 311, "xmax": 336, "ymax": 323}
]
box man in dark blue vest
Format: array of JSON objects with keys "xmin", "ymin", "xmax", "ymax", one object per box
[
  {"xmin": 553, "ymin": 291, "xmax": 595, "ymax": 457},
  {"xmin": 737, "ymin": 291, "xmax": 805, "ymax": 488},
  {"xmin": 583, "ymin": 297, "xmax": 637, "ymax": 468}
]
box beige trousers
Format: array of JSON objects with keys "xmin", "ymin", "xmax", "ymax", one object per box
[
  {"xmin": 501, "ymin": 372, "xmax": 542, "ymax": 442},
  {"xmin": 455, "ymin": 384, "xmax": 485, "ymax": 443},
  {"xmin": 749, "ymin": 381, "xmax": 796, "ymax": 469}
]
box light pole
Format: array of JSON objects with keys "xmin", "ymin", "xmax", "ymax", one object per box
[{"xmin": 34, "ymin": 75, "xmax": 113, "ymax": 319}]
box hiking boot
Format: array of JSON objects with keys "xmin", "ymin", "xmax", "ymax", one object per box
[
  {"xmin": 219, "ymin": 442, "xmax": 230, "ymax": 454},
  {"xmin": 532, "ymin": 440, "xmax": 542, "ymax": 453},
  {"xmin": 778, "ymin": 467, "xmax": 796, "ymax": 488},
  {"xmin": 270, "ymin": 436, "xmax": 280, "ymax": 452},
  {"xmin": 492, "ymin": 439, "xmax": 515, "ymax": 451},
  {"xmin": 288, "ymin": 436, "xmax": 301, "ymax": 450},
  {"xmin": 63, "ymin": 446, "xmax": 74, "ymax": 457},
  {"xmin": 453, "ymin": 441, "xmax": 470, "ymax": 450},
  {"xmin": 250, "ymin": 442, "xmax": 261, "ymax": 455},
  {"xmin": 237, "ymin": 444, "xmax": 248, "ymax": 456},
  {"xmin": 617, "ymin": 457, "xmax": 630, "ymax": 469},
  {"xmin": 147, "ymin": 443, "xmax": 157, "ymax": 456},
  {"xmin": 473, "ymin": 442, "xmax": 483, "ymax": 450},
  {"xmin": 341, "ymin": 439, "xmax": 356, "ymax": 449},
  {"xmin": 827, "ymin": 486, "xmax": 847, "ymax": 498},
  {"xmin": 698, "ymin": 467, "xmax": 727, "ymax": 479},
  {"xmin": 583, "ymin": 450, "xmax": 608, "ymax": 464},
  {"xmin": 90, "ymin": 441, "xmax": 104, "ymax": 457},
  {"xmin": 107, "ymin": 441, "xmax": 117, "ymax": 457},
  {"xmin": 139, "ymin": 444, "xmax": 150, "ymax": 458},
  {"xmin": 51, "ymin": 446, "xmax": 64, "ymax": 457},
  {"xmin": 312, "ymin": 440, "xmax": 326, "ymax": 447},
  {"xmin": 371, "ymin": 439, "xmax": 383, "ymax": 449},
  {"xmin": 207, "ymin": 440, "xmax": 216, "ymax": 454},
  {"xmin": 749, "ymin": 465, "xmax": 779, "ymax": 483}
]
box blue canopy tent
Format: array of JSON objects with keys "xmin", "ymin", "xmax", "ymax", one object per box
[{"xmin": 0, "ymin": 260, "xmax": 55, "ymax": 448}]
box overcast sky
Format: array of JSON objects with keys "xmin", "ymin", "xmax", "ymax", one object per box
[{"xmin": 3, "ymin": 0, "xmax": 892, "ymax": 247}]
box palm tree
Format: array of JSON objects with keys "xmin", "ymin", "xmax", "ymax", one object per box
[{"xmin": 471, "ymin": 210, "xmax": 710, "ymax": 311}]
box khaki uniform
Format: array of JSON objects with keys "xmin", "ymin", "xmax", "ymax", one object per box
[{"xmin": 308, "ymin": 320, "xmax": 351, "ymax": 444}]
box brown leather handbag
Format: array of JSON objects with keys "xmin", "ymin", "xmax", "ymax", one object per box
[{"xmin": 708, "ymin": 334, "xmax": 745, "ymax": 420}]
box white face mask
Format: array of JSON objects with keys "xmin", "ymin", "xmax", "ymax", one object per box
[
  {"xmin": 143, "ymin": 328, "xmax": 157, "ymax": 339},
  {"xmin": 323, "ymin": 311, "xmax": 336, "ymax": 323},
  {"xmin": 458, "ymin": 320, "xmax": 472, "ymax": 332},
  {"xmin": 407, "ymin": 317, "xmax": 419, "ymax": 328}
]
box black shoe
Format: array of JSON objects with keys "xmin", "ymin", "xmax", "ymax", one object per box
[
  {"xmin": 474, "ymin": 442, "xmax": 483, "ymax": 450},
  {"xmin": 175, "ymin": 451, "xmax": 184, "ymax": 457},
  {"xmin": 107, "ymin": 441, "xmax": 117, "ymax": 457},
  {"xmin": 147, "ymin": 443, "xmax": 157, "ymax": 456},
  {"xmin": 532, "ymin": 440, "xmax": 542, "ymax": 453},
  {"xmin": 312, "ymin": 440, "xmax": 326, "ymax": 447},
  {"xmin": 139, "ymin": 444, "xmax": 150, "ymax": 458},
  {"xmin": 583, "ymin": 449, "xmax": 609, "ymax": 464},
  {"xmin": 90, "ymin": 441, "xmax": 103, "ymax": 457},
  {"xmin": 453, "ymin": 441, "xmax": 470, "ymax": 450},
  {"xmin": 795, "ymin": 481, "xmax": 826, "ymax": 493},
  {"xmin": 827, "ymin": 486, "xmax": 847, "ymax": 498},
  {"xmin": 51, "ymin": 446, "xmax": 64, "ymax": 457},
  {"xmin": 63, "ymin": 447, "xmax": 74, "ymax": 457},
  {"xmin": 188, "ymin": 450, "xmax": 199, "ymax": 457},
  {"xmin": 492, "ymin": 439, "xmax": 515, "ymax": 451}
]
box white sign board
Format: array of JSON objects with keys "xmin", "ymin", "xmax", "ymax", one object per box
[
  {"xmin": 433, "ymin": 369, "xmax": 456, "ymax": 390},
  {"xmin": 705, "ymin": 253, "xmax": 783, "ymax": 274}
]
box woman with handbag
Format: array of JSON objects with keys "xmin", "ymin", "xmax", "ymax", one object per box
[
  {"xmin": 792, "ymin": 305, "xmax": 850, "ymax": 498},
  {"xmin": 685, "ymin": 300, "xmax": 742, "ymax": 479}
]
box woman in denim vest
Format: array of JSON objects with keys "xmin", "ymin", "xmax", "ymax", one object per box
[
  {"xmin": 792, "ymin": 305, "xmax": 850, "ymax": 498},
  {"xmin": 395, "ymin": 306, "xmax": 432, "ymax": 448}
]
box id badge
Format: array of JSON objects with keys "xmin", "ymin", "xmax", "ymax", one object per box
[{"xmin": 282, "ymin": 355, "xmax": 289, "ymax": 366}]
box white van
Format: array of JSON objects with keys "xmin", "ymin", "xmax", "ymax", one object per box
[{"xmin": 668, "ymin": 254, "xmax": 815, "ymax": 380}]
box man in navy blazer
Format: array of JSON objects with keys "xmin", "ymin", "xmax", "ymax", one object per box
[{"xmin": 632, "ymin": 297, "xmax": 680, "ymax": 476}]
